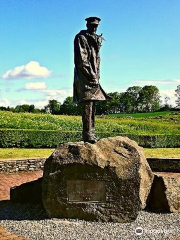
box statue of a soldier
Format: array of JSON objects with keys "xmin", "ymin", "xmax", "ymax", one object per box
[{"xmin": 73, "ymin": 17, "xmax": 111, "ymax": 143}]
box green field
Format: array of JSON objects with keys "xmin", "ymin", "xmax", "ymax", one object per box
[
  {"xmin": 0, "ymin": 110, "xmax": 179, "ymax": 149},
  {"xmin": 0, "ymin": 110, "xmax": 179, "ymax": 135},
  {"xmin": 106, "ymin": 111, "xmax": 172, "ymax": 118}
]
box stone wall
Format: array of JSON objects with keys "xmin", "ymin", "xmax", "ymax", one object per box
[
  {"xmin": 0, "ymin": 157, "xmax": 180, "ymax": 173},
  {"xmin": 0, "ymin": 158, "xmax": 46, "ymax": 173}
]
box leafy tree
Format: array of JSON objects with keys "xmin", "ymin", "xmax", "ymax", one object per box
[
  {"xmin": 14, "ymin": 104, "xmax": 36, "ymax": 113},
  {"xmin": 29, "ymin": 104, "xmax": 35, "ymax": 113},
  {"xmin": 106, "ymin": 92, "xmax": 122, "ymax": 114},
  {"xmin": 14, "ymin": 104, "xmax": 30, "ymax": 113},
  {"xmin": 96, "ymin": 100, "xmax": 108, "ymax": 115},
  {"xmin": 34, "ymin": 108, "xmax": 43, "ymax": 113},
  {"xmin": 44, "ymin": 100, "xmax": 61, "ymax": 114},
  {"xmin": 8, "ymin": 107, "xmax": 15, "ymax": 112},
  {"xmin": 138, "ymin": 85, "xmax": 161, "ymax": 112},
  {"xmin": 125, "ymin": 86, "xmax": 142, "ymax": 112},
  {"xmin": 0, "ymin": 106, "xmax": 7, "ymax": 111},
  {"xmin": 60, "ymin": 97, "xmax": 81, "ymax": 115},
  {"xmin": 175, "ymin": 85, "xmax": 180, "ymax": 109},
  {"xmin": 119, "ymin": 92, "xmax": 132, "ymax": 113},
  {"xmin": 96, "ymin": 92, "xmax": 122, "ymax": 114},
  {"xmin": 119, "ymin": 87, "xmax": 142, "ymax": 113},
  {"xmin": 22, "ymin": 104, "xmax": 30, "ymax": 112}
]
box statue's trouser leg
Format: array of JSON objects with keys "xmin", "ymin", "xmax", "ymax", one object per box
[{"xmin": 81, "ymin": 100, "xmax": 96, "ymax": 141}]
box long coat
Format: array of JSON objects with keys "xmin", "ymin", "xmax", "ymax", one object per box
[{"xmin": 73, "ymin": 30, "xmax": 110, "ymax": 104}]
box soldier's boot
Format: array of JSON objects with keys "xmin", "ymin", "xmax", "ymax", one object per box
[
  {"xmin": 90, "ymin": 128, "xmax": 99, "ymax": 142},
  {"xmin": 83, "ymin": 131, "xmax": 98, "ymax": 144}
]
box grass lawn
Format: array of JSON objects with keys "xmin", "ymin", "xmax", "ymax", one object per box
[
  {"xmin": 144, "ymin": 148, "xmax": 180, "ymax": 158},
  {"xmin": 0, "ymin": 148, "xmax": 179, "ymax": 160},
  {"xmin": 106, "ymin": 111, "xmax": 173, "ymax": 118},
  {"xmin": 0, "ymin": 148, "xmax": 54, "ymax": 160}
]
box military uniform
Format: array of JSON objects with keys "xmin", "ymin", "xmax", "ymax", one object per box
[{"xmin": 73, "ymin": 17, "xmax": 110, "ymax": 143}]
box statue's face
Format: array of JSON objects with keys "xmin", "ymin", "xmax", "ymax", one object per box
[{"xmin": 87, "ymin": 24, "xmax": 98, "ymax": 33}]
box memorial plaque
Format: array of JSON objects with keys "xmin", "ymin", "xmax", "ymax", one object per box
[{"xmin": 67, "ymin": 180, "xmax": 106, "ymax": 203}]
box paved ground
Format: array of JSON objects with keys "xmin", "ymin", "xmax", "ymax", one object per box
[
  {"xmin": 0, "ymin": 171, "xmax": 42, "ymax": 240},
  {"xmin": 0, "ymin": 225, "xmax": 32, "ymax": 240},
  {"xmin": 0, "ymin": 170, "xmax": 179, "ymax": 240},
  {"xmin": 0, "ymin": 171, "xmax": 43, "ymax": 201}
]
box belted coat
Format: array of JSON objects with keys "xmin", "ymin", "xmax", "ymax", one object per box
[{"xmin": 73, "ymin": 30, "xmax": 110, "ymax": 104}]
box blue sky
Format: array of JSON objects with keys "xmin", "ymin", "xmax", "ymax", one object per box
[{"xmin": 0, "ymin": 0, "xmax": 180, "ymax": 108}]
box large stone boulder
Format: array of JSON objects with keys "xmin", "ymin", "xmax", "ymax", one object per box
[
  {"xmin": 146, "ymin": 172, "xmax": 180, "ymax": 213},
  {"xmin": 42, "ymin": 136, "xmax": 153, "ymax": 222}
]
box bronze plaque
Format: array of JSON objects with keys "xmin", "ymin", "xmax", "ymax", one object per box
[{"xmin": 67, "ymin": 180, "xmax": 106, "ymax": 203}]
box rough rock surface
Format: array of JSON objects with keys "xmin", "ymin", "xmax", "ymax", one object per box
[
  {"xmin": 146, "ymin": 172, "xmax": 180, "ymax": 213},
  {"xmin": 42, "ymin": 136, "xmax": 153, "ymax": 222}
]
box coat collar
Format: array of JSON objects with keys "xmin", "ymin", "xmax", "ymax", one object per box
[{"xmin": 79, "ymin": 30, "xmax": 104, "ymax": 49}]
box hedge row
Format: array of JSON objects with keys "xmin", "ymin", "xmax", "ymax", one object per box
[
  {"xmin": 0, "ymin": 129, "xmax": 179, "ymax": 148},
  {"xmin": 0, "ymin": 129, "xmax": 81, "ymax": 148},
  {"xmin": 97, "ymin": 132, "xmax": 180, "ymax": 148}
]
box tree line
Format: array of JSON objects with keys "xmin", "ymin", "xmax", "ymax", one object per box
[
  {"xmin": 0, "ymin": 85, "xmax": 180, "ymax": 115},
  {"xmin": 36, "ymin": 85, "xmax": 180, "ymax": 115}
]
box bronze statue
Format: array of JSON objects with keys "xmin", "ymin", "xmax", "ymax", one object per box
[{"xmin": 73, "ymin": 17, "xmax": 111, "ymax": 143}]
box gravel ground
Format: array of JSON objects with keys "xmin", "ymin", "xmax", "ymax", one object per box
[{"xmin": 0, "ymin": 202, "xmax": 179, "ymax": 240}]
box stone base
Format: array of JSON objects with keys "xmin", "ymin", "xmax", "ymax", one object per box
[
  {"xmin": 146, "ymin": 172, "xmax": 180, "ymax": 213},
  {"xmin": 42, "ymin": 137, "xmax": 153, "ymax": 222}
]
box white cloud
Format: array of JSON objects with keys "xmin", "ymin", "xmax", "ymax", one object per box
[
  {"xmin": 44, "ymin": 89, "xmax": 73, "ymax": 97},
  {"xmin": 2, "ymin": 61, "xmax": 51, "ymax": 80},
  {"xmin": 133, "ymin": 79, "xmax": 180, "ymax": 85},
  {"xmin": 43, "ymin": 89, "xmax": 73, "ymax": 104},
  {"xmin": 35, "ymin": 100, "xmax": 49, "ymax": 109},
  {"xmin": 15, "ymin": 86, "xmax": 73, "ymax": 108},
  {"xmin": 159, "ymin": 89, "xmax": 176, "ymax": 106},
  {"xmin": 35, "ymin": 88, "xmax": 73, "ymax": 108},
  {"xmin": 19, "ymin": 100, "xmax": 30, "ymax": 105},
  {"xmin": 0, "ymin": 98, "xmax": 10, "ymax": 107},
  {"xmin": 25, "ymin": 82, "xmax": 47, "ymax": 90}
]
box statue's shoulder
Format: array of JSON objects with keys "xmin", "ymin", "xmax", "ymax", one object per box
[{"xmin": 74, "ymin": 30, "xmax": 88, "ymax": 40}]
